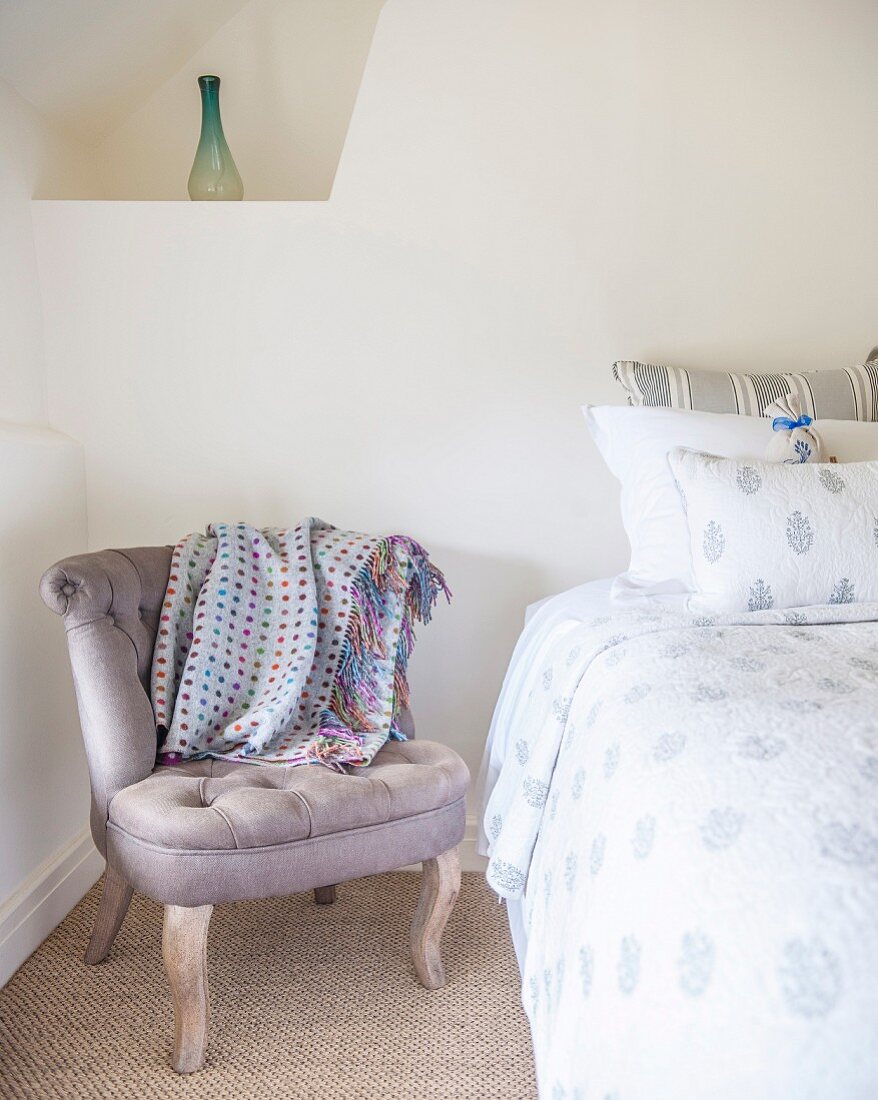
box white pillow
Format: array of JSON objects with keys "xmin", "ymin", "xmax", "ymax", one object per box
[
  {"xmin": 583, "ymin": 406, "xmax": 771, "ymax": 596},
  {"xmin": 668, "ymin": 448, "xmax": 878, "ymax": 613},
  {"xmin": 584, "ymin": 405, "xmax": 878, "ymax": 598}
]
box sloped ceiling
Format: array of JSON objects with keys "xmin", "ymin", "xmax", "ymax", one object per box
[{"xmin": 0, "ymin": 0, "xmax": 250, "ymax": 143}]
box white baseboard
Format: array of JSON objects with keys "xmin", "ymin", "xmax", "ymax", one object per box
[
  {"xmin": 0, "ymin": 826, "xmax": 103, "ymax": 988},
  {"xmin": 460, "ymin": 814, "xmax": 487, "ymax": 873}
]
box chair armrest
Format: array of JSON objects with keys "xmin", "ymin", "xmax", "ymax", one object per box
[{"xmin": 40, "ymin": 549, "xmax": 164, "ymax": 855}]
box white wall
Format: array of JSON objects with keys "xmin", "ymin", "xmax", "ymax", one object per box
[
  {"xmin": 33, "ymin": 0, "xmax": 878, "ymax": 824},
  {"xmin": 0, "ymin": 77, "xmax": 100, "ymax": 982},
  {"xmin": 0, "ymin": 425, "xmax": 94, "ymax": 986},
  {"xmin": 95, "ymin": 0, "xmax": 385, "ymax": 200},
  {"xmin": 0, "ymin": 76, "xmax": 101, "ymax": 423}
]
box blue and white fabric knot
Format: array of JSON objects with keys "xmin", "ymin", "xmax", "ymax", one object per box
[{"xmin": 772, "ymin": 412, "xmax": 813, "ymax": 432}]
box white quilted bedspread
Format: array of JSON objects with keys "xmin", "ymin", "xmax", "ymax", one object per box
[{"xmin": 483, "ymin": 595, "xmax": 878, "ymax": 1099}]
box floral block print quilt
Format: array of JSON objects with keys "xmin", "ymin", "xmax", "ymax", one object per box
[{"xmin": 483, "ymin": 593, "xmax": 878, "ymax": 1099}]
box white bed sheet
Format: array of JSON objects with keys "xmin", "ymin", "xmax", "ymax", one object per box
[
  {"xmin": 478, "ymin": 579, "xmax": 685, "ymax": 967},
  {"xmin": 479, "ymin": 579, "xmax": 878, "ymax": 1099},
  {"xmin": 478, "ymin": 580, "xmax": 602, "ymax": 966}
]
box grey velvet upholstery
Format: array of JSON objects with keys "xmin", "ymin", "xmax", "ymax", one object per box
[
  {"xmin": 40, "ymin": 546, "xmax": 468, "ymax": 906},
  {"xmin": 108, "ymin": 742, "xmax": 467, "ymax": 905},
  {"xmin": 109, "ymin": 800, "xmax": 465, "ymax": 907},
  {"xmin": 40, "ymin": 547, "xmax": 174, "ymax": 855}
]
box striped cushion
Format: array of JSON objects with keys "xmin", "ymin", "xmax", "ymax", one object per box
[{"xmin": 612, "ymin": 360, "xmax": 878, "ymax": 420}]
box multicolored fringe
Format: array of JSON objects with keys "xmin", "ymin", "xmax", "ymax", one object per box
[{"xmin": 306, "ymin": 536, "xmax": 451, "ymax": 769}]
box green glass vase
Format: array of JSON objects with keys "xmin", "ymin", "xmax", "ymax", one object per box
[{"xmin": 188, "ymin": 75, "xmax": 243, "ymax": 200}]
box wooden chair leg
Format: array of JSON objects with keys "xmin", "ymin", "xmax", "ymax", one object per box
[
  {"xmin": 84, "ymin": 866, "xmax": 133, "ymax": 965},
  {"xmin": 410, "ymin": 847, "xmax": 461, "ymax": 990},
  {"xmin": 313, "ymin": 885, "xmax": 337, "ymax": 905},
  {"xmin": 162, "ymin": 904, "xmax": 213, "ymax": 1074}
]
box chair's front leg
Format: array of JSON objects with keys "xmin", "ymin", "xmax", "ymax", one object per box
[
  {"xmin": 85, "ymin": 866, "xmax": 133, "ymax": 965},
  {"xmin": 162, "ymin": 903, "xmax": 213, "ymax": 1073},
  {"xmin": 410, "ymin": 847, "xmax": 461, "ymax": 990}
]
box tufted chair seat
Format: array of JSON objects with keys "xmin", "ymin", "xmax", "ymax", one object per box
[
  {"xmin": 40, "ymin": 545, "xmax": 469, "ymax": 1074},
  {"xmin": 108, "ymin": 740, "xmax": 468, "ymax": 907}
]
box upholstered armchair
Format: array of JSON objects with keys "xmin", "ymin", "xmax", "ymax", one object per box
[{"xmin": 40, "ymin": 546, "xmax": 469, "ymax": 1073}]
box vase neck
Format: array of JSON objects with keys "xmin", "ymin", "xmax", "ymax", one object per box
[{"xmin": 198, "ymin": 76, "xmax": 225, "ymax": 142}]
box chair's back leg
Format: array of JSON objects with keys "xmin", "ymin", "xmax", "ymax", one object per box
[
  {"xmin": 84, "ymin": 866, "xmax": 134, "ymax": 965},
  {"xmin": 162, "ymin": 903, "xmax": 213, "ymax": 1074},
  {"xmin": 410, "ymin": 847, "xmax": 461, "ymax": 990},
  {"xmin": 313, "ymin": 885, "xmax": 337, "ymax": 905}
]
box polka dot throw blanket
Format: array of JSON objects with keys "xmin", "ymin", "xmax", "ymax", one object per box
[{"xmin": 151, "ymin": 520, "xmax": 450, "ymax": 769}]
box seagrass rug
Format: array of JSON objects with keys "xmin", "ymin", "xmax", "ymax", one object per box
[{"xmin": 0, "ymin": 871, "xmax": 537, "ymax": 1099}]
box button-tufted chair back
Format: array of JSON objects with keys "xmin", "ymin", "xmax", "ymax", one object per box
[{"xmin": 40, "ymin": 547, "xmax": 173, "ymax": 855}]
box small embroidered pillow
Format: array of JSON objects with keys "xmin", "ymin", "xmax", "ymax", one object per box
[{"xmin": 668, "ymin": 448, "xmax": 878, "ymax": 613}]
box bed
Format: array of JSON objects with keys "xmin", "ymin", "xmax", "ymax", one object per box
[
  {"xmin": 480, "ymin": 370, "xmax": 878, "ymax": 1098},
  {"xmin": 481, "ymin": 582, "xmax": 878, "ymax": 1098}
]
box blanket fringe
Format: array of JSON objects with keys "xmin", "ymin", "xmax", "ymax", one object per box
[
  {"xmin": 305, "ymin": 731, "xmax": 364, "ymax": 772},
  {"xmin": 318, "ymin": 535, "xmax": 450, "ymax": 761}
]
